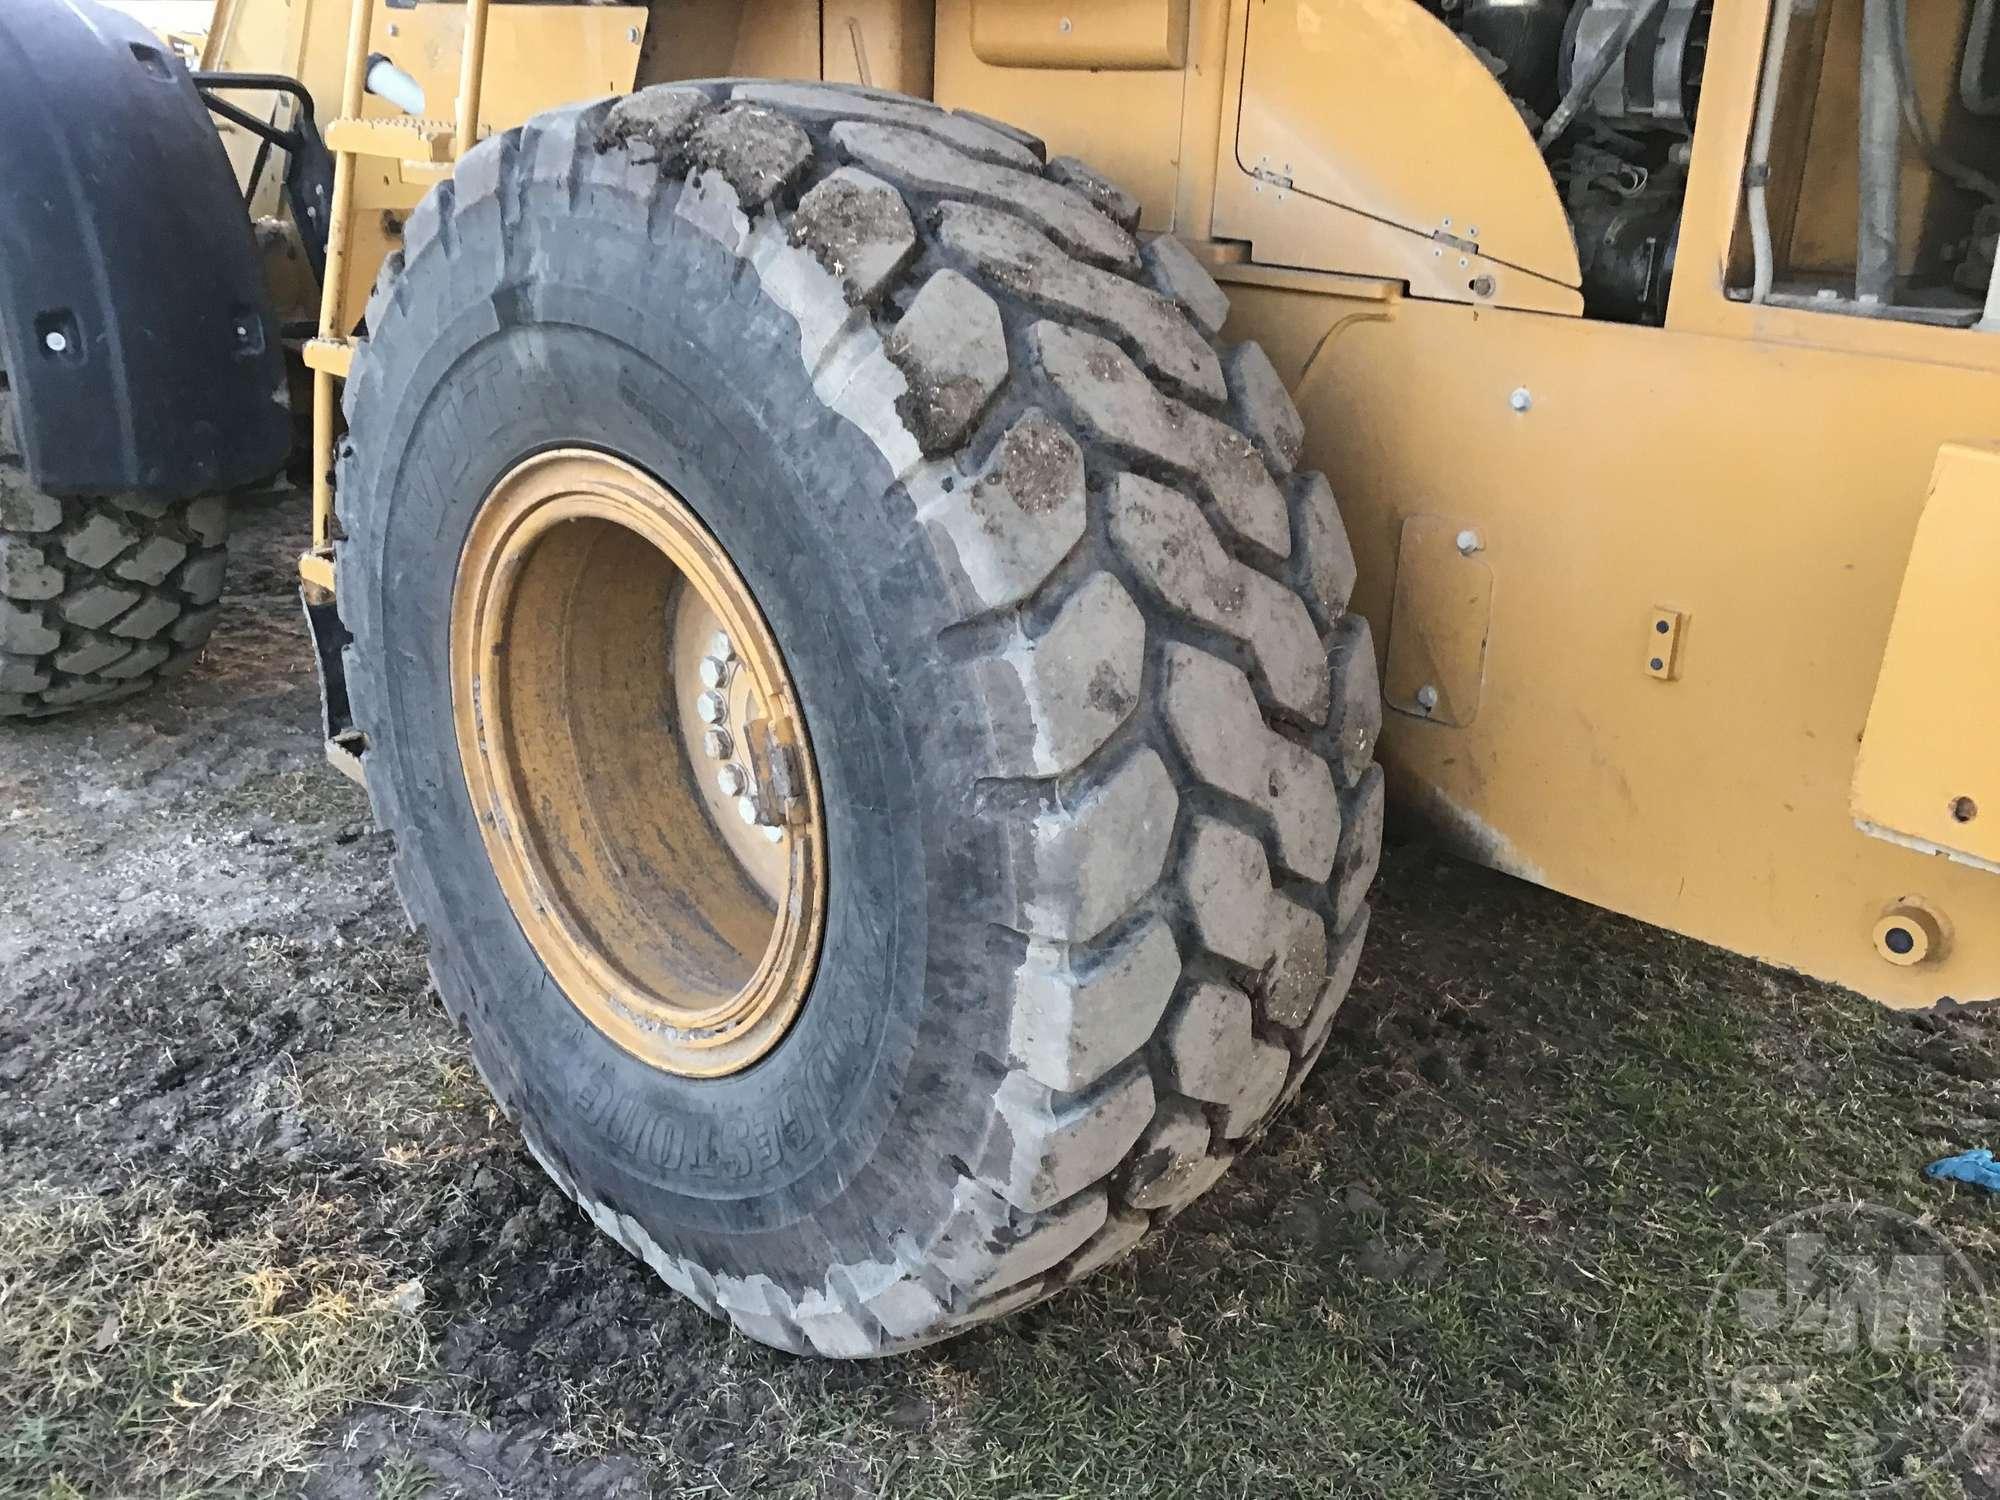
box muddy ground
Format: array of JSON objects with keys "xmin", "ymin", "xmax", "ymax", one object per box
[{"xmin": 5, "ymin": 494, "xmax": 2000, "ymax": 1499}]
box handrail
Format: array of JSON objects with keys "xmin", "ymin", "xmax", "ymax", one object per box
[{"xmin": 306, "ymin": 0, "xmax": 487, "ymax": 577}]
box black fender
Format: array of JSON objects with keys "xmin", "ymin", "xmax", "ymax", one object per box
[{"xmin": 0, "ymin": 0, "xmax": 290, "ymax": 498}]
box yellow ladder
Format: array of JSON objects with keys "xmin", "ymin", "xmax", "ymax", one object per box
[{"xmin": 300, "ymin": 0, "xmax": 491, "ymax": 594}]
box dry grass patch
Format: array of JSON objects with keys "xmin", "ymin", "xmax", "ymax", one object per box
[{"xmin": 0, "ymin": 1186, "xmax": 433, "ymax": 1497}]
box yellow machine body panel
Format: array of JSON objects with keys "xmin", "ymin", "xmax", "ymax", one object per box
[
  {"xmin": 1220, "ymin": 273, "xmax": 2000, "ymax": 1008},
  {"xmin": 1852, "ymin": 442, "xmax": 2000, "ymax": 879},
  {"xmin": 1208, "ymin": 0, "xmax": 2000, "ymax": 1007},
  {"xmin": 1218, "ymin": 0, "xmax": 1581, "ymax": 313}
]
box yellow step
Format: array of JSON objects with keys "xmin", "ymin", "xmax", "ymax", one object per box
[
  {"xmin": 324, "ymin": 115, "xmax": 455, "ymax": 163},
  {"xmin": 303, "ymin": 337, "xmax": 354, "ymax": 378}
]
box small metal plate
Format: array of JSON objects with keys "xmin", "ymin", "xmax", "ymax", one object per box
[
  {"xmin": 1383, "ymin": 515, "xmax": 1493, "ymax": 727},
  {"xmin": 1645, "ymin": 607, "xmax": 1687, "ymax": 680},
  {"xmin": 1852, "ymin": 441, "xmax": 2000, "ymax": 875}
]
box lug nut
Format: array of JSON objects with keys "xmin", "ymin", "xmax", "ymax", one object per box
[
  {"xmin": 763, "ymin": 824, "xmax": 785, "ymax": 843},
  {"xmin": 702, "ymin": 728, "xmax": 732, "ymax": 760},
  {"xmin": 696, "ymin": 690, "xmax": 728, "ymax": 725},
  {"xmin": 736, "ymin": 795, "xmax": 761, "ymax": 825},
  {"xmin": 717, "ymin": 763, "xmax": 747, "ymax": 797},
  {"xmin": 709, "ymin": 631, "xmax": 734, "ymax": 663},
  {"xmin": 699, "ymin": 655, "xmax": 728, "ymax": 689}
]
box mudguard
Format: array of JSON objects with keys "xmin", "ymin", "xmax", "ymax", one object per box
[{"xmin": 0, "ymin": 0, "xmax": 289, "ymax": 498}]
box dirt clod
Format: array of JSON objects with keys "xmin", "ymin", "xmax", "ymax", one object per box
[{"xmin": 984, "ymin": 410, "xmax": 1074, "ymax": 516}]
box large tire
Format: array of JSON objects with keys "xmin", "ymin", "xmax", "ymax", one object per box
[
  {"xmin": 338, "ymin": 81, "xmax": 1385, "ymax": 1355},
  {"xmin": 0, "ymin": 383, "xmax": 231, "ymax": 718}
]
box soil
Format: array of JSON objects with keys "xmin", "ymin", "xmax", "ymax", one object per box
[{"xmin": 7, "ymin": 494, "xmax": 2000, "ymax": 1499}]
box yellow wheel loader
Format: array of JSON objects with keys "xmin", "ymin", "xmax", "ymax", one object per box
[{"xmin": 3, "ymin": 0, "xmax": 1995, "ymax": 1355}]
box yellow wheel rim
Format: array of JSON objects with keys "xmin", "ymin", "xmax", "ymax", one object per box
[{"xmin": 450, "ymin": 449, "xmax": 826, "ymax": 1078}]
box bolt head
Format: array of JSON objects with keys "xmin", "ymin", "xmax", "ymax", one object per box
[
  {"xmin": 702, "ymin": 727, "xmax": 733, "ymax": 760},
  {"xmin": 708, "ymin": 631, "xmax": 734, "ymax": 663},
  {"xmin": 1455, "ymin": 529, "xmax": 1482, "ymax": 556},
  {"xmin": 696, "ymin": 690, "xmax": 728, "ymax": 725},
  {"xmin": 626, "ymin": 24, "xmax": 640, "ymax": 42},
  {"xmin": 717, "ymin": 763, "xmax": 747, "ymax": 797},
  {"xmin": 698, "ymin": 655, "xmax": 728, "ymax": 689},
  {"xmin": 43, "ymin": 330, "xmax": 67, "ymax": 354},
  {"xmin": 1509, "ymin": 387, "xmax": 1532, "ymax": 413},
  {"xmin": 736, "ymin": 795, "xmax": 761, "ymax": 826},
  {"xmin": 1416, "ymin": 684, "xmax": 1440, "ymax": 710},
  {"xmin": 763, "ymin": 824, "xmax": 785, "ymax": 843}
]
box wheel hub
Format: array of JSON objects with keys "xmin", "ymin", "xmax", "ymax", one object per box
[{"xmin": 450, "ymin": 449, "xmax": 825, "ymax": 1078}]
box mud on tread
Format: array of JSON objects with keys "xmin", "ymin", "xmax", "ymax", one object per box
[
  {"xmin": 0, "ymin": 389, "xmax": 230, "ymax": 719},
  {"xmin": 340, "ymin": 79, "xmax": 1383, "ymax": 1356}
]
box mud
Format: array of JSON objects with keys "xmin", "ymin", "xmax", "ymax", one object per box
[{"xmin": 690, "ymin": 105, "xmax": 811, "ymax": 209}]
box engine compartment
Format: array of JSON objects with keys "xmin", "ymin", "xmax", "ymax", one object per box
[{"xmin": 1421, "ymin": 0, "xmax": 2000, "ymax": 329}]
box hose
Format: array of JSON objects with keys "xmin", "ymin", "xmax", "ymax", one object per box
[
  {"xmin": 1538, "ymin": 0, "xmax": 1669, "ymax": 153},
  {"xmin": 1964, "ymin": 0, "xmax": 2000, "ymax": 115},
  {"xmin": 1747, "ymin": 0, "xmax": 1797, "ymax": 302},
  {"xmin": 1889, "ymin": 0, "xmax": 2000, "ymax": 203}
]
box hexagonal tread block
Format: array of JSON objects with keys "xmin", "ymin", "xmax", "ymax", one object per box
[
  {"xmin": 0, "ymin": 539, "xmax": 62, "ymax": 601},
  {"xmin": 1008, "ymin": 914, "xmax": 1181, "ymax": 1092},
  {"xmin": 790, "ymin": 166, "xmax": 917, "ymax": 306},
  {"xmin": 979, "ymin": 572, "xmax": 1143, "ymax": 777},
  {"xmin": 1121, "ymin": 1097, "xmax": 1214, "ymax": 1211},
  {"xmin": 1224, "ymin": 342, "xmax": 1305, "ymax": 474},
  {"xmin": 1046, "ymin": 155, "xmax": 1141, "ymax": 233},
  {"xmin": 1160, "ymin": 643, "xmax": 1338, "ymax": 881},
  {"xmin": 1030, "ymin": 321, "xmax": 1289, "ymax": 559},
  {"xmin": 885, "ymin": 268, "xmax": 1009, "ymax": 454},
  {"xmin": 735, "ymin": 82, "xmax": 1038, "ymax": 169},
  {"xmin": 920, "ymin": 408, "xmax": 1086, "ymax": 615},
  {"xmin": 832, "ymin": 120, "xmax": 1136, "ymax": 271},
  {"xmin": 1181, "ymin": 816, "xmax": 1275, "ymax": 968},
  {"xmin": 978, "ymin": 1062, "xmax": 1155, "ymax": 1211},
  {"xmin": 936, "ymin": 201, "xmax": 1221, "ymax": 403},
  {"xmin": 688, "ymin": 103, "xmax": 813, "ymax": 210},
  {"xmin": 1007, "ymin": 748, "xmax": 1178, "ymax": 942},
  {"xmin": 1292, "ymin": 472, "xmax": 1358, "ymax": 632},
  {"xmin": 1142, "ymin": 233, "xmax": 1230, "ymax": 335},
  {"xmin": 61, "ymin": 511, "xmax": 137, "ymax": 569},
  {"xmin": 1106, "ymin": 472, "xmax": 1327, "ymax": 720},
  {"xmin": 113, "ymin": 535, "xmax": 188, "ymax": 586}
]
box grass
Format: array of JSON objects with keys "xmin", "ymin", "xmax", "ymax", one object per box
[
  {"xmin": 706, "ymin": 846, "xmax": 2000, "ymax": 1499},
  {"xmin": 0, "ymin": 1187, "xmax": 432, "ymax": 1499},
  {"xmin": 7, "ymin": 831, "xmax": 1998, "ymax": 1497}
]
